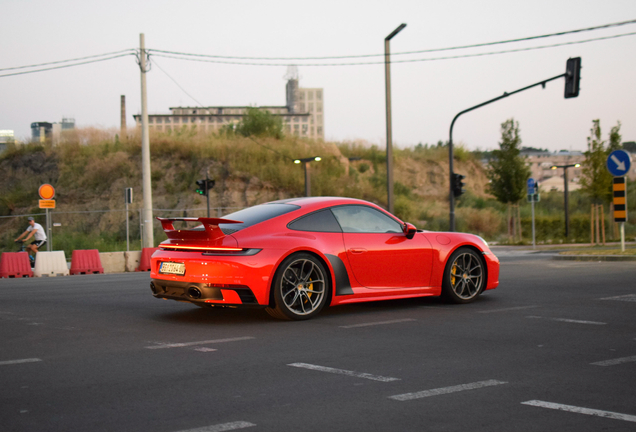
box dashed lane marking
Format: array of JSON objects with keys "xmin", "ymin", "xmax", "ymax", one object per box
[
  {"xmin": 174, "ymin": 421, "xmax": 256, "ymax": 432},
  {"xmin": 0, "ymin": 358, "xmax": 42, "ymax": 366},
  {"xmin": 600, "ymin": 294, "xmax": 636, "ymax": 302},
  {"xmin": 340, "ymin": 318, "xmax": 416, "ymax": 328},
  {"xmin": 522, "ymin": 400, "xmax": 636, "ymax": 423},
  {"xmin": 591, "ymin": 355, "xmax": 636, "ymax": 366},
  {"xmin": 477, "ymin": 305, "xmax": 539, "ymax": 314},
  {"xmin": 526, "ymin": 316, "xmax": 606, "ymax": 325},
  {"xmin": 288, "ymin": 362, "xmax": 400, "ymax": 382},
  {"xmin": 145, "ymin": 337, "xmax": 254, "ymax": 349},
  {"xmin": 389, "ymin": 379, "xmax": 507, "ymax": 401}
]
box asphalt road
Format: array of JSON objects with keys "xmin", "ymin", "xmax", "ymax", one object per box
[{"xmin": 1, "ymin": 250, "xmax": 635, "ymax": 432}]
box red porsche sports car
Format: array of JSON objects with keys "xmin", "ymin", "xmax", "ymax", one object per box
[{"xmin": 150, "ymin": 197, "xmax": 499, "ymax": 320}]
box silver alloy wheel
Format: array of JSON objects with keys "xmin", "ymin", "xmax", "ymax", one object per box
[
  {"xmin": 280, "ymin": 258, "xmax": 326, "ymax": 316},
  {"xmin": 449, "ymin": 252, "xmax": 483, "ymax": 300}
]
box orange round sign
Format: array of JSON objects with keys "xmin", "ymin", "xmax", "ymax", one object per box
[{"xmin": 39, "ymin": 184, "xmax": 55, "ymax": 200}]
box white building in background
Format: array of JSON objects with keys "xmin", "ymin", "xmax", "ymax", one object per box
[
  {"xmin": 0, "ymin": 130, "xmax": 15, "ymax": 153},
  {"xmin": 31, "ymin": 118, "xmax": 75, "ymax": 144},
  {"xmin": 134, "ymin": 68, "xmax": 324, "ymax": 140}
]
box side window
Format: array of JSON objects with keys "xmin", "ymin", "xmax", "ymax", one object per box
[
  {"xmin": 331, "ymin": 205, "xmax": 402, "ymax": 233},
  {"xmin": 288, "ymin": 209, "xmax": 342, "ymax": 233}
]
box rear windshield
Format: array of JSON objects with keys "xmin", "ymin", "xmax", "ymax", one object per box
[{"xmin": 219, "ymin": 203, "xmax": 300, "ymax": 234}]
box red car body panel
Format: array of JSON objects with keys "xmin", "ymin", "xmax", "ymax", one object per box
[{"xmin": 150, "ymin": 197, "xmax": 499, "ymax": 311}]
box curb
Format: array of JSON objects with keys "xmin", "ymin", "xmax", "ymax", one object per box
[{"xmin": 552, "ymin": 255, "xmax": 636, "ymax": 262}]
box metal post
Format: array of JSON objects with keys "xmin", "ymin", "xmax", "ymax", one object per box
[
  {"xmin": 139, "ymin": 208, "xmax": 143, "ymax": 249},
  {"xmin": 46, "ymin": 208, "xmax": 51, "ymax": 251},
  {"xmin": 139, "ymin": 33, "xmax": 154, "ymax": 248},
  {"xmin": 304, "ymin": 162, "xmax": 311, "ymax": 197},
  {"xmin": 531, "ymin": 199, "xmax": 536, "ymax": 249},
  {"xmin": 385, "ymin": 24, "xmax": 406, "ymax": 214},
  {"xmin": 206, "ymin": 169, "xmax": 211, "ymax": 218},
  {"xmin": 126, "ymin": 200, "xmax": 130, "ymax": 252},
  {"xmin": 564, "ymin": 167, "xmax": 570, "ymax": 238},
  {"xmin": 620, "ymin": 222, "xmax": 625, "ymax": 252}
]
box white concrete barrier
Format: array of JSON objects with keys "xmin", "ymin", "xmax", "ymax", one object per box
[
  {"xmin": 99, "ymin": 252, "xmax": 126, "ymax": 274},
  {"xmin": 34, "ymin": 251, "xmax": 69, "ymax": 277},
  {"xmin": 125, "ymin": 251, "xmax": 142, "ymax": 272}
]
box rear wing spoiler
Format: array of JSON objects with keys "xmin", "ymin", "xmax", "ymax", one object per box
[{"xmin": 156, "ymin": 217, "xmax": 243, "ymax": 241}]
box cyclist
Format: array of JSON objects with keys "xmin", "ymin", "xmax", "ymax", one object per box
[{"xmin": 15, "ymin": 217, "xmax": 47, "ymax": 260}]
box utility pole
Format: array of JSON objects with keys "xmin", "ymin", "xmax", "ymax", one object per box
[
  {"xmin": 120, "ymin": 95, "xmax": 126, "ymax": 136},
  {"xmin": 139, "ymin": 33, "xmax": 154, "ymax": 248},
  {"xmin": 384, "ymin": 23, "xmax": 406, "ymax": 214}
]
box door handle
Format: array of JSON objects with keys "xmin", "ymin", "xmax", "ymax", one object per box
[{"xmin": 349, "ymin": 248, "xmax": 367, "ymax": 254}]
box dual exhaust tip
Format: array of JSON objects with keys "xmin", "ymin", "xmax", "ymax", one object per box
[{"xmin": 149, "ymin": 282, "xmax": 202, "ymax": 300}]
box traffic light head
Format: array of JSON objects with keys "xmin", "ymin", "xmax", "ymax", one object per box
[
  {"xmin": 452, "ymin": 173, "xmax": 466, "ymax": 198},
  {"xmin": 564, "ymin": 57, "xmax": 581, "ymax": 99},
  {"xmin": 195, "ymin": 179, "xmax": 206, "ymax": 195}
]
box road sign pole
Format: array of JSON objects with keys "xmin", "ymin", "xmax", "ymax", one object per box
[
  {"xmin": 126, "ymin": 200, "xmax": 130, "ymax": 252},
  {"xmin": 620, "ymin": 222, "xmax": 625, "ymax": 252},
  {"xmin": 46, "ymin": 208, "xmax": 51, "ymax": 251},
  {"xmin": 531, "ymin": 200, "xmax": 536, "ymax": 249}
]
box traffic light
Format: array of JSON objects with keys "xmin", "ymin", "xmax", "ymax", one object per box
[
  {"xmin": 195, "ymin": 179, "xmax": 215, "ymax": 195},
  {"xmin": 195, "ymin": 179, "xmax": 207, "ymax": 195},
  {"xmin": 564, "ymin": 57, "xmax": 581, "ymax": 99},
  {"xmin": 452, "ymin": 173, "xmax": 466, "ymax": 197}
]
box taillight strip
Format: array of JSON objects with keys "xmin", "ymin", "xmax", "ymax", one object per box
[{"xmin": 159, "ymin": 245, "xmax": 243, "ymax": 251}]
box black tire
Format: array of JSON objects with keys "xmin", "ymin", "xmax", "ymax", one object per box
[
  {"xmin": 265, "ymin": 253, "xmax": 329, "ymax": 320},
  {"xmin": 441, "ymin": 247, "xmax": 485, "ymax": 304}
]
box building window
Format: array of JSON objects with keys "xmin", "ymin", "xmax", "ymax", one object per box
[
  {"xmin": 299, "ymin": 92, "xmax": 305, "ymax": 101},
  {"xmin": 191, "ymin": 117, "xmax": 196, "ymax": 123},
  {"xmin": 317, "ymin": 115, "xmax": 323, "ymax": 124},
  {"xmin": 317, "ymin": 103, "xmax": 323, "ymax": 113},
  {"xmin": 316, "ymin": 90, "xmax": 322, "ymax": 100},
  {"xmin": 156, "ymin": 118, "xmax": 162, "ymax": 124},
  {"xmin": 182, "ymin": 117, "xmax": 188, "ymax": 123},
  {"xmin": 200, "ymin": 117, "xmax": 206, "ymax": 122},
  {"xmin": 317, "ymin": 127, "xmax": 323, "ymax": 135},
  {"xmin": 300, "ymin": 103, "xmax": 305, "ymax": 112},
  {"xmin": 157, "ymin": 126, "xmax": 163, "ymax": 131},
  {"xmin": 165, "ymin": 117, "xmax": 171, "ymax": 123},
  {"xmin": 192, "ymin": 110, "xmax": 197, "ymax": 114},
  {"xmin": 309, "ymin": 103, "xmax": 314, "ymax": 112},
  {"xmin": 149, "ymin": 117, "xmax": 154, "ymax": 124},
  {"xmin": 302, "ymin": 125, "xmax": 308, "ymax": 134},
  {"xmin": 308, "ymin": 91, "xmax": 314, "ymax": 100},
  {"xmin": 166, "ymin": 126, "xmax": 172, "ymax": 132}
]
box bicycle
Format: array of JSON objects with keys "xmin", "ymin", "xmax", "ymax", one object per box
[{"xmin": 15, "ymin": 240, "xmax": 36, "ymax": 267}]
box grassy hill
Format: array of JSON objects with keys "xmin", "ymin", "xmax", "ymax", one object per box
[{"xmin": 1, "ymin": 128, "xmax": 633, "ymax": 255}]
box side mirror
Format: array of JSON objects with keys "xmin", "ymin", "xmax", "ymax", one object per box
[{"xmin": 403, "ymin": 222, "xmax": 417, "ymax": 240}]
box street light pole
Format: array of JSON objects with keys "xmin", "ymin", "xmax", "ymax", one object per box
[
  {"xmin": 294, "ymin": 156, "xmax": 322, "ymax": 197},
  {"xmin": 385, "ymin": 23, "xmax": 406, "ymax": 214},
  {"xmin": 551, "ymin": 163, "xmax": 580, "ymax": 239},
  {"xmin": 138, "ymin": 33, "xmax": 154, "ymax": 248}
]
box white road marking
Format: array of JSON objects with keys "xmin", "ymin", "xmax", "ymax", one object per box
[
  {"xmin": 522, "ymin": 400, "xmax": 636, "ymax": 423},
  {"xmin": 194, "ymin": 347, "xmax": 217, "ymax": 353},
  {"xmin": 389, "ymin": 380, "xmax": 507, "ymax": 401},
  {"xmin": 0, "ymin": 358, "xmax": 42, "ymax": 366},
  {"xmin": 477, "ymin": 305, "xmax": 539, "ymax": 314},
  {"xmin": 591, "ymin": 355, "xmax": 636, "ymax": 366},
  {"xmin": 600, "ymin": 294, "xmax": 636, "ymax": 302},
  {"xmin": 526, "ymin": 316, "xmax": 606, "ymax": 325},
  {"xmin": 145, "ymin": 336, "xmax": 254, "ymax": 349},
  {"xmin": 288, "ymin": 362, "xmax": 400, "ymax": 382},
  {"xmin": 340, "ymin": 318, "xmax": 416, "ymax": 328},
  {"xmin": 174, "ymin": 421, "xmax": 256, "ymax": 432}
]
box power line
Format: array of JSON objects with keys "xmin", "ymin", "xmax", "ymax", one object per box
[
  {"xmin": 148, "ymin": 18, "xmax": 636, "ymax": 61},
  {"xmin": 0, "ymin": 49, "xmax": 136, "ymax": 72},
  {"xmin": 151, "ymin": 57, "xmax": 205, "ymax": 107},
  {"xmin": 149, "ymin": 31, "xmax": 636, "ymax": 67},
  {"xmin": 0, "ymin": 53, "xmax": 136, "ymax": 78}
]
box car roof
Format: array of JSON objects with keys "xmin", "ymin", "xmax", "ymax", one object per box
[{"xmin": 271, "ymin": 196, "xmax": 380, "ymax": 212}]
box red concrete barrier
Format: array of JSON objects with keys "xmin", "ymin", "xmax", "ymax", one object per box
[
  {"xmin": 70, "ymin": 249, "xmax": 104, "ymax": 275},
  {"xmin": 136, "ymin": 247, "xmax": 158, "ymax": 272},
  {"xmin": 0, "ymin": 252, "xmax": 33, "ymax": 278}
]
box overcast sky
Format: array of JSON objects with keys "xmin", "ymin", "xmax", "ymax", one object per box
[{"xmin": 2, "ymin": 0, "xmax": 635, "ymax": 152}]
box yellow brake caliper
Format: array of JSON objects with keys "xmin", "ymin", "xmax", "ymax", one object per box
[{"xmin": 451, "ymin": 264, "xmax": 457, "ymax": 287}]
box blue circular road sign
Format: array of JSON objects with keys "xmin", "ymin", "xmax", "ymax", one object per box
[{"xmin": 607, "ymin": 150, "xmax": 632, "ymax": 177}]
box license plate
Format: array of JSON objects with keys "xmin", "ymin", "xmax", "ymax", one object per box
[{"xmin": 159, "ymin": 262, "xmax": 186, "ymax": 275}]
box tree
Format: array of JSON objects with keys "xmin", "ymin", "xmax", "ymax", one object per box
[
  {"xmin": 487, "ymin": 119, "xmax": 530, "ymax": 204},
  {"xmin": 486, "ymin": 119, "xmax": 530, "ymax": 241},
  {"xmin": 235, "ymin": 107, "xmax": 284, "ymax": 139},
  {"xmin": 580, "ymin": 119, "xmax": 621, "ymax": 204}
]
